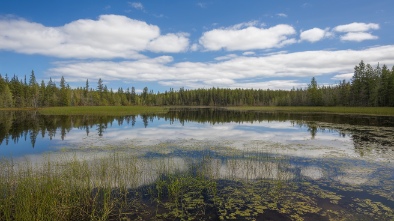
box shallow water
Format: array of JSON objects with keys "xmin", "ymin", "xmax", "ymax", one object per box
[{"xmin": 0, "ymin": 108, "xmax": 393, "ymax": 220}]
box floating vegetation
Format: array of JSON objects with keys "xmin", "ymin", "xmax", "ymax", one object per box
[
  {"xmin": 1, "ymin": 150, "xmax": 393, "ymax": 221},
  {"xmin": 1, "ymin": 109, "xmax": 394, "ymax": 220}
]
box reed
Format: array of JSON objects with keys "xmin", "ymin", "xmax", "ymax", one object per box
[
  {"xmin": 1, "ymin": 150, "xmax": 392, "ymax": 220},
  {"xmin": 0, "ymin": 153, "xmax": 142, "ymax": 221}
]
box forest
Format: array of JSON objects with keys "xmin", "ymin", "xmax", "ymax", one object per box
[{"xmin": 1, "ymin": 61, "xmax": 394, "ymax": 108}]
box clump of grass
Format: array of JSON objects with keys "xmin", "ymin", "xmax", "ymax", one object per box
[{"xmin": 0, "ymin": 153, "xmax": 143, "ymax": 221}]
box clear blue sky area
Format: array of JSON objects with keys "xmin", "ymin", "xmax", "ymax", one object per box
[{"xmin": 1, "ymin": 0, "xmax": 393, "ymax": 92}]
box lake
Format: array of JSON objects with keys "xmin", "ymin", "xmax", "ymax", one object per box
[{"xmin": 0, "ymin": 108, "xmax": 393, "ymax": 220}]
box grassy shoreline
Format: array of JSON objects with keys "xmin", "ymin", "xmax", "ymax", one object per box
[
  {"xmin": 224, "ymin": 106, "xmax": 394, "ymax": 116},
  {"xmin": 1, "ymin": 106, "xmax": 394, "ymax": 116},
  {"xmin": 41, "ymin": 106, "xmax": 169, "ymax": 116}
]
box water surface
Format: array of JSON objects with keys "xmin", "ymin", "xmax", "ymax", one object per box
[{"xmin": 0, "ymin": 109, "xmax": 393, "ymax": 220}]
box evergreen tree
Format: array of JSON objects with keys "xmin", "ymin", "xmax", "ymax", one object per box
[
  {"xmin": 307, "ymin": 77, "xmax": 322, "ymax": 106},
  {"xmin": 389, "ymin": 67, "xmax": 394, "ymax": 106},
  {"xmin": 0, "ymin": 78, "xmax": 13, "ymax": 108},
  {"xmin": 378, "ymin": 65, "xmax": 390, "ymax": 106},
  {"xmin": 29, "ymin": 70, "xmax": 40, "ymax": 108},
  {"xmin": 59, "ymin": 76, "xmax": 70, "ymax": 106},
  {"xmin": 142, "ymin": 86, "xmax": 148, "ymax": 105},
  {"xmin": 39, "ymin": 80, "xmax": 46, "ymax": 107}
]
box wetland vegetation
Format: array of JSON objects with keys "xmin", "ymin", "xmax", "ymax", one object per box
[
  {"xmin": 1, "ymin": 149, "xmax": 393, "ymax": 221},
  {"xmin": 0, "ymin": 108, "xmax": 393, "ymax": 220}
]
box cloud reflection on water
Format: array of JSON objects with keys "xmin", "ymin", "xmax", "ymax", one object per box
[{"xmin": 56, "ymin": 119, "xmax": 361, "ymax": 160}]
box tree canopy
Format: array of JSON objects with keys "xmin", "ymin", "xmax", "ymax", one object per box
[{"xmin": 0, "ymin": 61, "xmax": 393, "ymax": 108}]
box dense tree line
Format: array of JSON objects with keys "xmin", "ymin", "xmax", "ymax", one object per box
[{"xmin": 1, "ymin": 61, "xmax": 393, "ymax": 108}]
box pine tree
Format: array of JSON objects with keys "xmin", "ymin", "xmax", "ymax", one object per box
[
  {"xmin": 388, "ymin": 66, "xmax": 394, "ymax": 106},
  {"xmin": 378, "ymin": 65, "xmax": 390, "ymax": 106},
  {"xmin": 39, "ymin": 80, "xmax": 46, "ymax": 107},
  {"xmin": 307, "ymin": 77, "xmax": 322, "ymax": 106},
  {"xmin": 0, "ymin": 77, "xmax": 13, "ymax": 108},
  {"xmin": 29, "ymin": 70, "xmax": 39, "ymax": 108},
  {"xmin": 59, "ymin": 76, "xmax": 70, "ymax": 106}
]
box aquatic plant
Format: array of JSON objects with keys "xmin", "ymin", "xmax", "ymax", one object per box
[{"xmin": 0, "ymin": 149, "xmax": 393, "ymax": 220}]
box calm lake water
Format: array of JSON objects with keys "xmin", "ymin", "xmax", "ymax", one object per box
[{"xmin": 1, "ymin": 108, "xmax": 393, "ymax": 220}]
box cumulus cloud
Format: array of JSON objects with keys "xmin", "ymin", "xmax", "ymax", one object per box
[
  {"xmin": 340, "ymin": 32, "xmax": 378, "ymax": 42},
  {"xmin": 147, "ymin": 33, "xmax": 189, "ymax": 53},
  {"xmin": 333, "ymin": 22, "xmax": 379, "ymax": 42},
  {"xmin": 0, "ymin": 15, "xmax": 189, "ymax": 59},
  {"xmin": 300, "ymin": 28, "xmax": 329, "ymax": 43},
  {"xmin": 48, "ymin": 45, "xmax": 394, "ymax": 90},
  {"xmin": 334, "ymin": 22, "xmax": 379, "ymax": 32},
  {"xmin": 190, "ymin": 43, "xmax": 200, "ymax": 51},
  {"xmin": 277, "ymin": 13, "xmax": 288, "ymax": 18},
  {"xmin": 199, "ymin": 24, "xmax": 297, "ymax": 51}
]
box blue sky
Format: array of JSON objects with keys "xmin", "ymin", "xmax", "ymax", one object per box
[{"xmin": 1, "ymin": 0, "xmax": 394, "ymax": 92}]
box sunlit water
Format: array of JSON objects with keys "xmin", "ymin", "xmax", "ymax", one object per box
[{"xmin": 0, "ymin": 109, "xmax": 393, "ymax": 220}]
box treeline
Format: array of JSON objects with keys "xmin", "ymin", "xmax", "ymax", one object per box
[{"xmin": 1, "ymin": 61, "xmax": 394, "ymax": 108}]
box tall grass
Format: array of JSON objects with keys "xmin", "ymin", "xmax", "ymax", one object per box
[
  {"xmin": 1, "ymin": 151, "xmax": 392, "ymax": 220},
  {"xmin": 0, "ymin": 153, "xmax": 198, "ymax": 220},
  {"xmin": 37, "ymin": 106, "xmax": 169, "ymax": 116},
  {"xmin": 0, "ymin": 152, "xmax": 259, "ymax": 220},
  {"xmin": 0, "ymin": 153, "xmax": 140, "ymax": 221}
]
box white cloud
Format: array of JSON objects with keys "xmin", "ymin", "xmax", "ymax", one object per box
[
  {"xmin": 242, "ymin": 51, "xmax": 255, "ymax": 56},
  {"xmin": 0, "ymin": 15, "xmax": 189, "ymax": 59},
  {"xmin": 129, "ymin": 2, "xmax": 144, "ymax": 10},
  {"xmin": 300, "ymin": 28, "xmax": 328, "ymax": 43},
  {"xmin": 277, "ymin": 13, "xmax": 288, "ymax": 18},
  {"xmin": 340, "ymin": 32, "xmax": 378, "ymax": 42},
  {"xmin": 48, "ymin": 45, "xmax": 394, "ymax": 90},
  {"xmin": 333, "ymin": 22, "xmax": 379, "ymax": 42},
  {"xmin": 214, "ymin": 54, "xmax": 238, "ymax": 61},
  {"xmin": 334, "ymin": 22, "xmax": 379, "ymax": 32},
  {"xmin": 331, "ymin": 73, "xmax": 354, "ymax": 81},
  {"xmin": 190, "ymin": 43, "xmax": 200, "ymax": 51},
  {"xmin": 199, "ymin": 24, "xmax": 297, "ymax": 51},
  {"xmin": 229, "ymin": 20, "xmax": 259, "ymax": 29},
  {"xmin": 147, "ymin": 33, "xmax": 189, "ymax": 53}
]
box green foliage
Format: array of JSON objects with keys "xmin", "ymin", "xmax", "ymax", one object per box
[
  {"xmin": 307, "ymin": 77, "xmax": 322, "ymax": 106},
  {"xmin": 1, "ymin": 62, "xmax": 394, "ymax": 109},
  {"xmin": 0, "ymin": 81, "xmax": 13, "ymax": 108}
]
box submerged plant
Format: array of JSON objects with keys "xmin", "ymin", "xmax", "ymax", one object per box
[{"xmin": 0, "ymin": 150, "xmax": 393, "ymax": 221}]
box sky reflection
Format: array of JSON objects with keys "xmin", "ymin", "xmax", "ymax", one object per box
[{"xmin": 1, "ymin": 113, "xmax": 393, "ymax": 164}]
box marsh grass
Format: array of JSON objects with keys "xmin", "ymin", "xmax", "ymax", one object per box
[
  {"xmin": 1, "ymin": 151, "xmax": 393, "ymax": 221},
  {"xmin": 37, "ymin": 106, "xmax": 169, "ymax": 116},
  {"xmin": 0, "ymin": 153, "xmax": 143, "ymax": 221},
  {"xmin": 3, "ymin": 105, "xmax": 394, "ymax": 116},
  {"xmin": 225, "ymin": 106, "xmax": 394, "ymax": 116}
]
